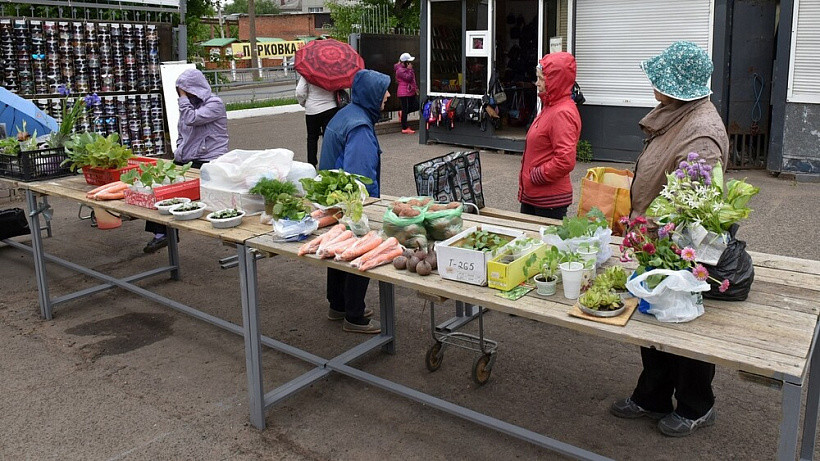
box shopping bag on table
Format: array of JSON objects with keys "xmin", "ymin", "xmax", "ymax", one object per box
[
  {"xmin": 578, "ymin": 167, "xmax": 634, "ymax": 236},
  {"xmin": 413, "ymin": 151, "xmax": 485, "ymax": 212},
  {"xmin": 626, "ymin": 269, "xmax": 711, "ymax": 323}
]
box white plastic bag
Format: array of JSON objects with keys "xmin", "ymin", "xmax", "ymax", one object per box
[
  {"xmin": 200, "ymin": 149, "xmax": 294, "ymax": 191},
  {"xmin": 539, "ymin": 226, "xmax": 613, "ymax": 265},
  {"xmin": 626, "ymin": 269, "xmax": 711, "ymax": 323},
  {"xmin": 272, "ymin": 216, "xmax": 318, "ymax": 242},
  {"xmin": 286, "ymin": 162, "xmax": 317, "ymax": 195}
]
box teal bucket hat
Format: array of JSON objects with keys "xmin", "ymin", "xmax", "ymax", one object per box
[{"xmin": 641, "ymin": 41, "xmax": 713, "ymax": 101}]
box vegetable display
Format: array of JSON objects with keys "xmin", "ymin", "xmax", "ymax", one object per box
[
  {"xmin": 383, "ymin": 199, "xmax": 429, "ymax": 249},
  {"xmin": 297, "ymin": 224, "xmax": 404, "ymax": 272},
  {"xmin": 120, "ymin": 159, "xmax": 191, "ymax": 188},
  {"xmin": 424, "ymin": 202, "xmax": 463, "ymax": 241},
  {"xmin": 457, "ymin": 229, "xmax": 514, "ymax": 253},
  {"xmin": 299, "ymin": 169, "xmax": 372, "ymax": 207},
  {"xmin": 249, "ymin": 178, "xmax": 311, "ymax": 221},
  {"xmin": 62, "ymin": 132, "xmax": 134, "ymax": 171},
  {"xmin": 542, "ymin": 208, "xmax": 608, "ymax": 240}
]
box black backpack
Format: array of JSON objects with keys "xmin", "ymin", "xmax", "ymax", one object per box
[
  {"xmin": 0, "ymin": 208, "xmax": 29, "ymax": 240},
  {"xmin": 335, "ymin": 89, "xmax": 350, "ymax": 108}
]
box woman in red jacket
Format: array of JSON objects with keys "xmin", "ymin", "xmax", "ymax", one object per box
[{"xmin": 518, "ymin": 52, "xmax": 581, "ymax": 219}]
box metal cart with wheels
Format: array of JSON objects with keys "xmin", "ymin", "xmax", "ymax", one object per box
[{"xmin": 422, "ymin": 295, "xmax": 498, "ymax": 385}]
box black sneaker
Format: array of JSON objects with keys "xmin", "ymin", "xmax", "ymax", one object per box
[
  {"xmin": 658, "ymin": 408, "xmax": 716, "ymax": 437},
  {"xmin": 143, "ymin": 235, "xmax": 168, "ymax": 253},
  {"xmin": 610, "ymin": 397, "xmax": 667, "ymax": 420}
]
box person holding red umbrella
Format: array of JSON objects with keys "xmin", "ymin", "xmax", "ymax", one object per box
[
  {"xmin": 295, "ymin": 72, "xmax": 338, "ymax": 168},
  {"xmin": 319, "ymin": 69, "xmax": 390, "ymax": 333}
]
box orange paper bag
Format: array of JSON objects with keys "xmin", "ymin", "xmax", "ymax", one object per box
[{"xmin": 578, "ymin": 167, "xmax": 633, "ymax": 236}]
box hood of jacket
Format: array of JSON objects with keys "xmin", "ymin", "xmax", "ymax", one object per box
[
  {"xmin": 176, "ymin": 69, "xmax": 213, "ymax": 102},
  {"xmin": 539, "ymin": 52, "xmax": 576, "ymax": 106},
  {"xmin": 351, "ymin": 69, "xmax": 390, "ymax": 124}
]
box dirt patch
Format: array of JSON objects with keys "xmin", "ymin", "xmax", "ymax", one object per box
[{"xmin": 65, "ymin": 312, "xmax": 174, "ymax": 360}]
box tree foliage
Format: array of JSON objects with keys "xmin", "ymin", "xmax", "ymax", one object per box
[
  {"xmin": 328, "ymin": 0, "xmax": 419, "ymax": 40},
  {"xmin": 224, "ymin": 0, "xmax": 281, "ymax": 15}
]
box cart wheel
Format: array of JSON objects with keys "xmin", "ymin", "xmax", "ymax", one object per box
[
  {"xmin": 425, "ymin": 342, "xmax": 444, "ymax": 372},
  {"xmin": 472, "ymin": 354, "xmax": 493, "ymax": 385}
]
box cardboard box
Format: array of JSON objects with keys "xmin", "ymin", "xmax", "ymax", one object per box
[
  {"xmin": 200, "ymin": 183, "xmax": 265, "ymax": 215},
  {"xmin": 435, "ymin": 225, "xmax": 523, "ymax": 286},
  {"xmin": 487, "ymin": 239, "xmax": 548, "ymax": 291}
]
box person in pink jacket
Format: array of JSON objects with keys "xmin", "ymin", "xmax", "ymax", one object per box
[{"xmin": 394, "ymin": 52, "xmax": 418, "ymax": 134}]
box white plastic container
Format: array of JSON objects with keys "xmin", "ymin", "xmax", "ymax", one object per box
[
  {"xmin": 169, "ymin": 202, "xmax": 206, "ymax": 221},
  {"xmin": 559, "ymin": 261, "xmax": 584, "ymax": 299},
  {"xmin": 155, "ymin": 197, "xmax": 192, "ymax": 215},
  {"xmin": 206, "ymin": 209, "xmax": 246, "ymax": 229}
]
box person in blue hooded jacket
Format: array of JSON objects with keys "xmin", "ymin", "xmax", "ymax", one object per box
[{"xmin": 320, "ymin": 69, "xmax": 390, "ymax": 333}]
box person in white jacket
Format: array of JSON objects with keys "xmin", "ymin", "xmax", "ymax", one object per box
[{"xmin": 295, "ymin": 74, "xmax": 338, "ymax": 167}]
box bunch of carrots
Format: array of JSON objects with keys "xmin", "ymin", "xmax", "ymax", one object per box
[
  {"xmin": 86, "ymin": 181, "xmax": 128, "ymax": 200},
  {"xmin": 298, "ymin": 224, "xmax": 404, "ymax": 271}
]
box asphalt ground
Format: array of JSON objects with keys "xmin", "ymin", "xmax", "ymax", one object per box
[{"xmin": 1, "ymin": 111, "xmax": 819, "ymax": 460}]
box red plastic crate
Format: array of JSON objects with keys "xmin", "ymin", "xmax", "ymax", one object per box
[
  {"xmin": 82, "ymin": 156, "xmax": 158, "ymax": 186},
  {"xmin": 124, "ymin": 178, "xmax": 201, "ymax": 209}
]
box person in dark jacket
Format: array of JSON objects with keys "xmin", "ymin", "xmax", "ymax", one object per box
[
  {"xmin": 144, "ymin": 69, "xmax": 228, "ymax": 253},
  {"xmin": 610, "ymin": 41, "xmax": 729, "ymax": 438},
  {"xmin": 319, "ymin": 69, "xmax": 390, "ymax": 333},
  {"xmin": 517, "ymin": 52, "xmax": 581, "ymax": 219}
]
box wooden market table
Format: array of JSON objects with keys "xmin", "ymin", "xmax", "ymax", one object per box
[{"xmin": 4, "ymin": 176, "xmax": 820, "ymax": 460}]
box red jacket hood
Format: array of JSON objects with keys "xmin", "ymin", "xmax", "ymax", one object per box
[{"xmin": 539, "ymin": 52, "xmax": 577, "ymax": 106}]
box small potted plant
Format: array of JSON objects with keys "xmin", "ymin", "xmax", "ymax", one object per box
[
  {"xmin": 558, "ymin": 251, "xmax": 585, "ymax": 299},
  {"xmin": 596, "ymin": 266, "xmax": 629, "ymax": 299},
  {"xmin": 155, "ymin": 197, "xmax": 192, "ymax": 215},
  {"xmin": 578, "ymin": 286, "xmax": 626, "ymax": 317},
  {"xmin": 168, "ymin": 201, "xmax": 206, "ymax": 221},
  {"xmin": 533, "ymin": 246, "xmax": 560, "ymax": 296},
  {"xmin": 206, "ymin": 208, "xmax": 246, "ymax": 229}
]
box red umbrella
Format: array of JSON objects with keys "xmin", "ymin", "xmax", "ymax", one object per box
[{"xmin": 294, "ymin": 39, "xmax": 365, "ymax": 92}]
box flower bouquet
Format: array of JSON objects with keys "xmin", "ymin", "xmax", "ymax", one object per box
[{"xmin": 647, "ymin": 152, "xmax": 759, "ymax": 265}]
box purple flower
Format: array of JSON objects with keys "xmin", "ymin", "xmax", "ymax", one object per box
[
  {"xmin": 679, "ymin": 161, "xmax": 688, "ymax": 170},
  {"xmin": 687, "ymin": 152, "xmax": 699, "ymax": 162},
  {"xmin": 658, "ymin": 226, "xmax": 669, "ymax": 239},
  {"xmin": 702, "ymin": 164, "xmax": 713, "ymax": 172},
  {"xmin": 675, "ymin": 170, "xmax": 686, "ymax": 179},
  {"xmin": 57, "ymin": 85, "xmax": 70, "ymax": 97},
  {"xmin": 84, "ymin": 93, "xmax": 101, "ymax": 108}
]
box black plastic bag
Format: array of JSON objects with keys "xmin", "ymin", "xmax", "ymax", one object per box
[
  {"xmin": 0, "ymin": 208, "xmax": 29, "ymax": 240},
  {"xmin": 703, "ymin": 224, "xmax": 754, "ymax": 301}
]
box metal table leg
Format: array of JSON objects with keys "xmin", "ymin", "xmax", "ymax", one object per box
[
  {"xmin": 167, "ymin": 228, "xmax": 181, "ymax": 280},
  {"xmin": 800, "ymin": 333, "xmax": 820, "ymax": 460},
  {"xmin": 778, "ymin": 380, "xmax": 802, "ymax": 460},
  {"xmin": 379, "ymin": 281, "xmax": 396, "ymax": 355},
  {"xmin": 238, "ymin": 243, "xmax": 265, "ymax": 429},
  {"xmin": 26, "ymin": 190, "xmax": 52, "ymax": 320}
]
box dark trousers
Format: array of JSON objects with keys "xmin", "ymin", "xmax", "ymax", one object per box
[
  {"xmin": 519, "ymin": 202, "xmax": 568, "ymax": 220},
  {"xmin": 630, "ymin": 347, "xmax": 716, "ymax": 420},
  {"xmin": 145, "ymin": 159, "xmax": 209, "ymax": 235},
  {"xmin": 305, "ymin": 107, "xmax": 339, "ymax": 167},
  {"xmin": 327, "ymin": 267, "xmax": 370, "ymax": 323},
  {"xmin": 399, "ymin": 96, "xmax": 414, "ymax": 129}
]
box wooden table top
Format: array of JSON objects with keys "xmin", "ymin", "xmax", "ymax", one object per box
[
  {"xmin": 13, "ymin": 178, "xmax": 820, "ymax": 383},
  {"xmin": 249, "ymin": 197, "xmax": 820, "ymax": 384}
]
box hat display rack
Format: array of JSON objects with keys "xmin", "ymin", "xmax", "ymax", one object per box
[{"xmin": 0, "ymin": 17, "xmax": 166, "ymax": 156}]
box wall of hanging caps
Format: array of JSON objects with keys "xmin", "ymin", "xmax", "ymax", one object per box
[
  {"xmin": 0, "ymin": 17, "xmax": 167, "ymax": 156},
  {"xmin": 33, "ymin": 94, "xmax": 166, "ymax": 157}
]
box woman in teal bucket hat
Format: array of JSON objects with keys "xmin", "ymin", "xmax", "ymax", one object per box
[{"xmin": 609, "ymin": 41, "xmax": 729, "ymax": 437}]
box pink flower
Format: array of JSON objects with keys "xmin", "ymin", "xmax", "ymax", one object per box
[
  {"xmin": 681, "ymin": 247, "xmax": 697, "ymax": 261},
  {"xmin": 642, "ymin": 243, "xmax": 656, "ymax": 255},
  {"xmin": 719, "ymin": 279, "xmax": 730, "ymax": 293},
  {"xmin": 619, "ymin": 216, "xmax": 630, "ymax": 225},
  {"xmin": 634, "ymin": 216, "xmax": 648, "ymax": 225},
  {"xmin": 692, "ymin": 264, "xmax": 709, "ymax": 281}
]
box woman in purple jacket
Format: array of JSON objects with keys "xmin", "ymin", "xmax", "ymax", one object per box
[
  {"xmin": 394, "ymin": 52, "xmax": 418, "ymax": 134},
  {"xmin": 144, "ymin": 69, "xmax": 229, "ymax": 253}
]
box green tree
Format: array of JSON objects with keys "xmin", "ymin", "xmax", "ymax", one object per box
[
  {"xmin": 328, "ymin": 0, "xmax": 419, "ymax": 40},
  {"xmin": 224, "ymin": 0, "xmax": 280, "ymax": 15}
]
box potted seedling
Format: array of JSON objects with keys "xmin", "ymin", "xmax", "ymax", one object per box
[
  {"xmin": 168, "ymin": 201, "xmax": 206, "ymax": 220},
  {"xmin": 533, "ymin": 246, "xmax": 560, "ymax": 296},
  {"xmin": 507, "ymin": 236, "xmax": 541, "ymax": 260},
  {"xmin": 155, "ymin": 197, "xmax": 191, "ymax": 215},
  {"xmin": 558, "ymin": 251, "xmax": 585, "ymax": 299},
  {"xmin": 578, "ymin": 286, "xmax": 625, "ymax": 317},
  {"xmin": 206, "ymin": 208, "xmax": 246, "ymax": 229}
]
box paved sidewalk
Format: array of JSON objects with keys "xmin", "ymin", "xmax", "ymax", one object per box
[{"xmin": 1, "ymin": 111, "xmax": 818, "ymax": 460}]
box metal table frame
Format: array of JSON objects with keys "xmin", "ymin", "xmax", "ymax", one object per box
[{"xmin": 6, "ymin": 186, "xmax": 820, "ymax": 460}]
